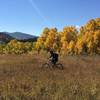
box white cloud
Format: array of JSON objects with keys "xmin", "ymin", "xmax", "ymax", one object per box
[
  {"xmin": 76, "ymin": 25, "xmax": 80, "ymax": 29},
  {"xmin": 75, "ymin": 25, "xmax": 80, "ymax": 32}
]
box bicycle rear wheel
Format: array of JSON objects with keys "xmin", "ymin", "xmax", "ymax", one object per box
[{"xmin": 56, "ymin": 63, "xmax": 64, "ymax": 70}]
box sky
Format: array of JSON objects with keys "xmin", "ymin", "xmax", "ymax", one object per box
[{"xmin": 0, "ymin": 0, "xmax": 100, "ymax": 36}]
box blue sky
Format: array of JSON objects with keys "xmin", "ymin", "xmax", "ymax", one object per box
[{"xmin": 0, "ymin": 0, "xmax": 100, "ymax": 36}]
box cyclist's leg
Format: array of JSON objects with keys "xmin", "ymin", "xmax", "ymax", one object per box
[{"xmin": 50, "ymin": 59, "xmax": 55, "ymax": 68}]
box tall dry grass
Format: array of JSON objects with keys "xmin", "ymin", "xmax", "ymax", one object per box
[{"xmin": 0, "ymin": 54, "xmax": 100, "ymax": 100}]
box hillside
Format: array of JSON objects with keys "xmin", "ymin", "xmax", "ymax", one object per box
[
  {"xmin": 8, "ymin": 32, "xmax": 38, "ymax": 40},
  {"xmin": 0, "ymin": 32, "xmax": 38, "ymax": 43},
  {"xmin": 0, "ymin": 32, "xmax": 14, "ymax": 43}
]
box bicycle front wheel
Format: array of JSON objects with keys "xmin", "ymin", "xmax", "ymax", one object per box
[{"xmin": 41, "ymin": 63, "xmax": 51, "ymax": 69}]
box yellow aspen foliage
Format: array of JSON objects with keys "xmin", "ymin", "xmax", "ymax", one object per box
[
  {"xmin": 61, "ymin": 26, "xmax": 77, "ymax": 43},
  {"xmin": 85, "ymin": 19, "xmax": 96, "ymax": 31},
  {"xmin": 61, "ymin": 41, "xmax": 69, "ymax": 54},
  {"xmin": 76, "ymin": 38, "xmax": 84, "ymax": 54},
  {"xmin": 35, "ymin": 27, "xmax": 50, "ymax": 52},
  {"xmin": 3, "ymin": 40, "xmax": 26, "ymax": 54},
  {"xmin": 0, "ymin": 18, "xmax": 100, "ymax": 55},
  {"xmin": 44, "ymin": 28, "xmax": 58, "ymax": 50},
  {"xmin": 34, "ymin": 18, "xmax": 100, "ymax": 55},
  {"xmin": 41, "ymin": 27, "xmax": 50, "ymax": 41},
  {"xmin": 95, "ymin": 18, "xmax": 100, "ymax": 28},
  {"xmin": 68, "ymin": 40, "xmax": 75, "ymax": 54},
  {"xmin": 94, "ymin": 30, "xmax": 100, "ymax": 44},
  {"xmin": 60, "ymin": 26, "xmax": 77, "ymax": 54},
  {"xmin": 35, "ymin": 37, "xmax": 44, "ymax": 51}
]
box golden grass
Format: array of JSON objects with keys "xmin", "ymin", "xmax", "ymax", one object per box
[{"xmin": 0, "ymin": 54, "xmax": 100, "ymax": 100}]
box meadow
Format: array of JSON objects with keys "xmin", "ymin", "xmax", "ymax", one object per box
[{"xmin": 0, "ymin": 54, "xmax": 100, "ymax": 100}]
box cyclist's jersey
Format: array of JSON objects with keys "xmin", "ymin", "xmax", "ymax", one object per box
[{"xmin": 50, "ymin": 53, "xmax": 58, "ymax": 61}]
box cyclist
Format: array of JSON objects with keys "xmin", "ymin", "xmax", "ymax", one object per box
[{"xmin": 49, "ymin": 50, "xmax": 59, "ymax": 65}]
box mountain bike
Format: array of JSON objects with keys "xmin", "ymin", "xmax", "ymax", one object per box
[{"xmin": 41, "ymin": 60, "xmax": 64, "ymax": 70}]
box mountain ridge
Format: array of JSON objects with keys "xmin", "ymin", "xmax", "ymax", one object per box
[{"xmin": 0, "ymin": 32, "xmax": 38, "ymax": 43}]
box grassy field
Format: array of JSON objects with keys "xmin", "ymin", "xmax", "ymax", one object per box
[{"xmin": 0, "ymin": 54, "xmax": 100, "ymax": 100}]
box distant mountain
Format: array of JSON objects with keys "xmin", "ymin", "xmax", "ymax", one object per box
[
  {"xmin": 0, "ymin": 32, "xmax": 14, "ymax": 43},
  {"xmin": 0, "ymin": 32, "xmax": 38, "ymax": 43},
  {"xmin": 8, "ymin": 32, "xmax": 38, "ymax": 40}
]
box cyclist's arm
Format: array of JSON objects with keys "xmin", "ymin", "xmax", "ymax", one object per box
[{"xmin": 49, "ymin": 54, "xmax": 52, "ymax": 58}]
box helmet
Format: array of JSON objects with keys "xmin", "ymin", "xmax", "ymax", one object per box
[
  {"xmin": 50, "ymin": 50, "xmax": 54, "ymax": 54},
  {"xmin": 50, "ymin": 50, "xmax": 53, "ymax": 53}
]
